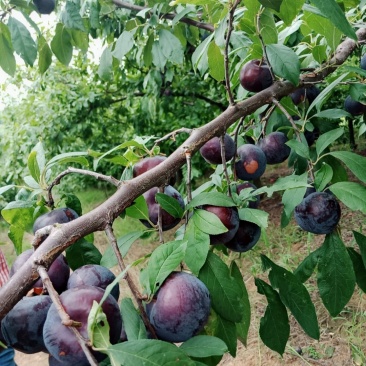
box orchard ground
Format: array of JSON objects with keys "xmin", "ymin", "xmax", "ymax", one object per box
[{"xmin": 2, "ymin": 160, "xmax": 366, "ymax": 366}]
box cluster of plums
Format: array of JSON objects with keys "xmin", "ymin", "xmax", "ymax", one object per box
[{"xmin": 0, "ymin": 207, "xmax": 212, "ymax": 364}]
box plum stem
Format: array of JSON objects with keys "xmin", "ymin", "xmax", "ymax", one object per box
[
  {"xmin": 158, "ymin": 186, "xmax": 165, "ymax": 244},
  {"xmin": 220, "ymin": 135, "xmax": 232, "ymax": 197},
  {"xmin": 104, "ymin": 224, "xmax": 158, "ymax": 339}
]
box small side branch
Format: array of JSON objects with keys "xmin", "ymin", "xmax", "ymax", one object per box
[
  {"xmin": 104, "ymin": 225, "xmax": 157, "ymax": 339},
  {"xmin": 47, "ymin": 167, "xmax": 120, "ymax": 207},
  {"xmin": 154, "ymin": 128, "xmax": 193, "ymax": 145},
  {"xmin": 32, "ymin": 225, "xmax": 54, "ymax": 249},
  {"xmin": 220, "ymin": 135, "xmax": 232, "ymax": 196}
]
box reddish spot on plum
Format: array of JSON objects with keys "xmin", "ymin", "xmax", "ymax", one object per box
[
  {"xmin": 146, "ymin": 272, "xmax": 210, "ymax": 343},
  {"xmin": 235, "ymin": 144, "xmax": 266, "ymax": 180}
]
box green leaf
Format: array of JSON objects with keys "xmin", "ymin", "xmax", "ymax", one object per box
[
  {"xmin": 347, "ymin": 248, "xmax": 366, "ymax": 293},
  {"xmin": 192, "ymin": 34, "xmax": 213, "ymax": 75},
  {"xmin": 8, "ymin": 17, "xmax": 37, "ymax": 66},
  {"xmin": 317, "ymin": 232, "xmax": 356, "ymax": 317},
  {"xmin": 143, "ymin": 33, "xmax": 154, "ymax": 67},
  {"xmin": 281, "ymin": 186, "xmax": 307, "ymax": 227},
  {"xmin": 159, "ymin": 29, "xmax": 184, "ymax": 65},
  {"xmin": 120, "ymin": 298, "xmax": 147, "ymax": 341},
  {"xmin": 180, "ymin": 335, "xmax": 228, "ymax": 358},
  {"xmin": 353, "ymin": 231, "xmax": 366, "ymax": 269},
  {"xmin": 183, "ymin": 220, "xmax": 210, "ymax": 275},
  {"xmin": 187, "ymin": 192, "xmax": 236, "ymax": 210},
  {"xmin": 258, "ymin": 0, "xmax": 282, "ymax": 11},
  {"xmin": 310, "ymin": 0, "xmax": 357, "ymax": 40},
  {"xmin": 316, "ymin": 127, "xmax": 344, "ymax": 157},
  {"xmin": 101, "ymin": 231, "xmax": 144, "ymax": 268},
  {"xmin": 98, "ymin": 46, "xmax": 113, "ymax": 81},
  {"xmin": 61, "ymin": 1, "xmax": 86, "ymax": 32},
  {"xmin": 199, "ymin": 252, "xmax": 243, "ymax": 323},
  {"xmin": 293, "ymin": 247, "xmax": 323, "ymax": 283},
  {"xmin": 51, "ymin": 23, "xmax": 73, "ymax": 65},
  {"xmin": 286, "ymin": 139, "xmax": 310, "ymax": 159},
  {"xmin": 46, "ymin": 151, "xmax": 89, "ymax": 168},
  {"xmin": 0, "ymin": 23, "xmax": 16, "ymax": 76},
  {"xmin": 238, "ymin": 208, "xmax": 268, "ymax": 228},
  {"xmin": 88, "ymin": 301, "xmax": 111, "ymax": 349},
  {"xmin": 214, "ymin": 315, "xmax": 237, "ymax": 357},
  {"xmin": 263, "ymin": 255, "xmax": 320, "ymax": 339},
  {"xmin": 255, "ymin": 278, "xmax": 289, "ymax": 356},
  {"xmin": 259, "ymin": 8, "xmax": 278, "ymax": 44},
  {"xmin": 107, "ymin": 339, "xmax": 195, "ymax": 366},
  {"xmin": 143, "ymin": 240, "xmax": 187, "ymax": 296},
  {"xmin": 266, "ymin": 44, "xmax": 300, "ymax": 85},
  {"xmin": 328, "ymin": 182, "xmax": 366, "ymax": 214},
  {"xmin": 0, "ymin": 185, "xmax": 16, "ymax": 196},
  {"xmin": 125, "ymin": 196, "xmax": 149, "ymax": 220},
  {"xmin": 156, "ymin": 193, "xmax": 184, "ymax": 219},
  {"xmin": 230, "ymin": 262, "xmax": 250, "ymax": 347},
  {"xmin": 38, "ymin": 35, "xmax": 52, "ymax": 74},
  {"xmin": 277, "ymin": 0, "xmax": 305, "ymax": 25},
  {"xmin": 313, "ymin": 109, "xmax": 351, "ymax": 119},
  {"xmin": 314, "ymin": 163, "xmax": 333, "ymax": 192},
  {"xmin": 192, "ymin": 209, "xmax": 228, "ymax": 235},
  {"xmin": 328, "ymin": 151, "xmax": 366, "ymax": 184},
  {"xmin": 27, "ymin": 151, "xmax": 41, "ymax": 183},
  {"xmin": 65, "ymin": 238, "xmax": 102, "ymax": 270},
  {"xmin": 207, "ymin": 41, "xmax": 224, "ymax": 82},
  {"xmin": 112, "ymin": 31, "xmax": 134, "ymax": 60}
]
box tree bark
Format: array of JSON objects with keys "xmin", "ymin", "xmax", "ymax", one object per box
[{"xmin": 0, "ymin": 28, "xmax": 365, "ymax": 320}]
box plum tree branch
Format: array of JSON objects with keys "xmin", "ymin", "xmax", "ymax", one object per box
[
  {"xmin": 112, "ymin": 0, "xmax": 214, "ymax": 32},
  {"xmin": 0, "ymin": 27, "xmax": 365, "ymax": 321}
]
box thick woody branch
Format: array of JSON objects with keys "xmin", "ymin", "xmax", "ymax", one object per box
[{"xmin": 0, "ymin": 28, "xmax": 365, "ymax": 320}]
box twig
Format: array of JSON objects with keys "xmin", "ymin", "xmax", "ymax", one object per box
[
  {"xmin": 47, "ymin": 167, "xmax": 120, "ymax": 207},
  {"xmin": 37, "ymin": 266, "xmax": 98, "ymax": 366},
  {"xmin": 104, "ymin": 225, "xmax": 157, "ymax": 339},
  {"xmin": 158, "ymin": 186, "xmax": 164, "ymax": 244},
  {"xmin": 224, "ymin": 0, "xmax": 241, "ymax": 105},
  {"xmin": 271, "ymin": 98, "xmax": 301, "ymax": 140},
  {"xmin": 112, "ymin": 0, "xmax": 214, "ymax": 32},
  {"xmin": 154, "ymin": 127, "xmax": 192, "ymax": 145},
  {"xmin": 185, "ymin": 149, "xmax": 193, "ymax": 204},
  {"xmin": 232, "ymin": 117, "xmax": 245, "ymax": 181},
  {"xmin": 32, "ymin": 225, "xmax": 54, "ymax": 249},
  {"xmin": 220, "ymin": 135, "xmax": 232, "ymax": 196}
]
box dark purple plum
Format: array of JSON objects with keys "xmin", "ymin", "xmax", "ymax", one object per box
[
  {"xmin": 199, "ymin": 134, "xmax": 236, "ymax": 165},
  {"xmin": 236, "ymin": 182, "xmax": 260, "ymax": 209},
  {"xmin": 67, "ymin": 264, "xmax": 119, "ymax": 301},
  {"xmin": 344, "ymin": 95, "xmax": 365, "ymax": 116},
  {"xmin": 290, "ymin": 86, "xmax": 320, "ymax": 105},
  {"xmin": 10, "ymin": 249, "xmax": 70, "ymax": 294},
  {"xmin": 202, "ymin": 205, "xmax": 239, "ymax": 245},
  {"xmin": 304, "ymin": 127, "xmax": 320, "ymax": 147},
  {"xmin": 235, "ymin": 144, "xmax": 267, "ymax": 180},
  {"xmin": 239, "ymin": 59, "xmax": 273, "ymax": 92},
  {"xmin": 294, "ymin": 192, "xmax": 341, "ymax": 234},
  {"xmin": 33, "ymin": 207, "xmax": 79, "ymax": 242},
  {"xmin": 133, "ymin": 156, "xmax": 176, "ymax": 186},
  {"xmin": 258, "ymin": 132, "xmax": 291, "ymax": 164},
  {"xmin": 1, "ymin": 295, "xmax": 52, "ymax": 354},
  {"xmin": 361, "ymin": 54, "xmax": 366, "ymax": 70},
  {"xmin": 48, "ymin": 354, "xmax": 66, "ymax": 366},
  {"xmin": 43, "ymin": 285, "xmax": 122, "ymax": 365},
  {"xmin": 140, "ymin": 185, "xmax": 184, "ymax": 231},
  {"xmin": 33, "ymin": 0, "xmax": 55, "ymax": 14},
  {"xmin": 146, "ymin": 271, "xmax": 210, "ymax": 342},
  {"xmin": 224, "ymin": 220, "xmax": 261, "ymax": 252}
]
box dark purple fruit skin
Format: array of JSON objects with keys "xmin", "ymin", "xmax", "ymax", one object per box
[
  {"xmin": 199, "ymin": 134, "xmax": 236, "ymax": 165},
  {"xmin": 43, "ymin": 285, "xmax": 122, "ymax": 365},
  {"xmin": 140, "ymin": 185, "xmax": 184, "ymax": 231},
  {"xmin": 48, "ymin": 354, "xmax": 66, "ymax": 366},
  {"xmin": 344, "ymin": 95, "xmax": 365, "ymax": 116},
  {"xmin": 291, "ymin": 86, "xmax": 320, "ymax": 105},
  {"xmin": 33, "ymin": 207, "xmax": 79, "ymax": 236},
  {"xmin": 236, "ymin": 182, "xmax": 260, "ymax": 209},
  {"xmin": 361, "ymin": 54, "xmax": 366, "ymax": 70},
  {"xmin": 203, "ymin": 205, "xmax": 239, "ymax": 245},
  {"xmin": 133, "ymin": 156, "xmax": 176, "ymax": 186},
  {"xmin": 304, "ymin": 128, "xmax": 320, "ymax": 147},
  {"xmin": 1, "ymin": 295, "xmax": 52, "ymax": 354},
  {"xmin": 239, "ymin": 59, "xmax": 273, "ymax": 92},
  {"xmin": 146, "ymin": 272, "xmax": 210, "ymax": 343},
  {"xmin": 258, "ymin": 132, "xmax": 291, "ymax": 165},
  {"xmin": 10, "ymin": 249, "xmax": 70, "ymax": 294},
  {"xmin": 224, "ymin": 220, "xmax": 261, "ymax": 252},
  {"xmin": 235, "ymin": 144, "xmax": 267, "ymax": 180},
  {"xmin": 67, "ymin": 264, "xmax": 120, "ymax": 301},
  {"xmin": 294, "ymin": 192, "xmax": 341, "ymax": 234},
  {"xmin": 33, "ymin": 0, "xmax": 55, "ymax": 14}
]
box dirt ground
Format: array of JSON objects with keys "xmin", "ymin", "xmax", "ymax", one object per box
[{"xmin": 8, "ymin": 164, "xmax": 366, "ymax": 366}]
